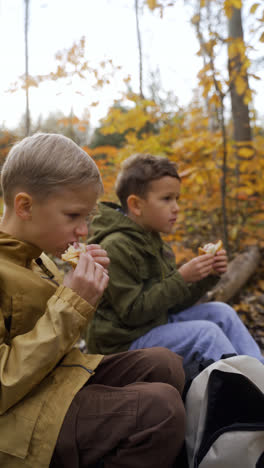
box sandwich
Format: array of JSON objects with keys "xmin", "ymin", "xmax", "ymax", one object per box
[
  {"xmin": 61, "ymin": 243, "xmax": 87, "ymax": 269},
  {"xmin": 198, "ymin": 239, "xmax": 223, "ymax": 256}
]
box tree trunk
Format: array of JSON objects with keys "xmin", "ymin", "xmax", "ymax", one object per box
[
  {"xmin": 199, "ymin": 245, "xmax": 261, "ymax": 303},
  {"xmin": 135, "ymin": 0, "xmax": 144, "ymax": 98},
  {"xmin": 228, "ymin": 6, "xmax": 252, "ymax": 145},
  {"xmin": 227, "ymin": 4, "xmax": 254, "ymax": 249},
  {"xmin": 24, "ymin": 0, "xmax": 30, "ymax": 136}
]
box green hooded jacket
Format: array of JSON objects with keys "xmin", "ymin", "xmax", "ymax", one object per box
[{"xmin": 87, "ymin": 202, "xmax": 218, "ymax": 354}]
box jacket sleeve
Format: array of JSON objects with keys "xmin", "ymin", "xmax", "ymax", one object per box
[
  {"xmin": 0, "ymin": 286, "xmax": 95, "ymax": 414},
  {"xmin": 101, "ymin": 240, "xmax": 195, "ymax": 327},
  {"xmin": 168, "ymin": 275, "xmax": 219, "ymax": 314}
]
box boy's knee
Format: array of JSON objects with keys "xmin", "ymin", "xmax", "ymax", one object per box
[
  {"xmin": 138, "ymin": 382, "xmax": 186, "ymax": 433},
  {"xmin": 214, "ymin": 301, "xmax": 238, "ymax": 323},
  {"xmin": 198, "ymin": 321, "xmax": 224, "ymax": 342},
  {"xmin": 137, "ymin": 347, "xmax": 185, "ymax": 394}
]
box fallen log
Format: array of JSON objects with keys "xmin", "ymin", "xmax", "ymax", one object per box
[{"xmin": 199, "ymin": 245, "xmax": 261, "ymax": 303}]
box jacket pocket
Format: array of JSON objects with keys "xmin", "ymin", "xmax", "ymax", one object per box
[{"xmin": 0, "ymin": 396, "xmax": 43, "ymax": 459}]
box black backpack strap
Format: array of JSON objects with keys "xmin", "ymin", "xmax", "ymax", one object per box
[
  {"xmin": 183, "ymin": 358, "xmax": 215, "ymax": 401},
  {"xmin": 183, "ymin": 353, "xmax": 237, "ymax": 401},
  {"xmin": 256, "ymin": 451, "xmax": 264, "ymax": 468}
]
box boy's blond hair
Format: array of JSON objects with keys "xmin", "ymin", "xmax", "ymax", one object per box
[
  {"xmin": 115, "ymin": 153, "xmax": 180, "ymax": 212},
  {"xmin": 1, "ymin": 133, "xmax": 103, "ymax": 206}
]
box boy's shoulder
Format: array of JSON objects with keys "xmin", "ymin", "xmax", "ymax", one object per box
[
  {"xmin": 99, "ymin": 229, "xmax": 143, "ymax": 253},
  {"xmin": 95, "ymin": 228, "xmax": 156, "ymax": 265}
]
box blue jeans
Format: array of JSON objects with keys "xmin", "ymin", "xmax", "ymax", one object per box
[{"xmin": 129, "ymin": 302, "xmax": 264, "ymax": 366}]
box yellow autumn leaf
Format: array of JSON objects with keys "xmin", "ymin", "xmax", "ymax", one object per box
[
  {"xmin": 243, "ymin": 58, "xmax": 251, "ymax": 69},
  {"xmin": 236, "ymin": 140, "xmax": 253, "ymax": 147},
  {"xmin": 230, "ymin": 0, "xmax": 242, "ymax": 8},
  {"xmin": 230, "ymin": 226, "xmax": 238, "ymax": 241},
  {"xmin": 234, "ymin": 76, "xmax": 247, "ymax": 95},
  {"xmin": 242, "ymin": 186, "xmax": 255, "ymax": 195},
  {"xmin": 224, "ymin": 0, "xmax": 241, "ymax": 17},
  {"xmin": 191, "ymin": 14, "xmax": 200, "ymax": 25},
  {"xmin": 228, "ymin": 43, "xmax": 238, "ymax": 59},
  {"xmin": 146, "ymin": 0, "xmax": 159, "ymax": 10},
  {"xmin": 224, "ymin": 5, "xmax": 233, "ymax": 18},
  {"xmin": 260, "ymin": 32, "xmax": 264, "ymax": 43},
  {"xmin": 250, "ymin": 3, "xmax": 260, "ymax": 14},
  {"xmin": 236, "ymin": 40, "xmax": 246, "ymax": 55},
  {"xmin": 239, "ymin": 161, "xmax": 252, "ymax": 173},
  {"xmin": 196, "ymin": 174, "xmax": 205, "ymax": 185},
  {"xmin": 238, "ymin": 147, "xmax": 255, "ymax": 158},
  {"xmin": 243, "ymin": 89, "xmax": 252, "ymax": 105}
]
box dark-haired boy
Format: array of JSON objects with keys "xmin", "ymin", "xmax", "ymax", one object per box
[{"xmin": 87, "ymin": 153, "xmax": 264, "ymax": 366}]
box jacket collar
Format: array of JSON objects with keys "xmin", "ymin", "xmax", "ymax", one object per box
[
  {"xmin": 0, "ymin": 231, "xmax": 42, "ymax": 267},
  {"xmin": 91, "ymin": 202, "xmax": 164, "ymax": 256}
]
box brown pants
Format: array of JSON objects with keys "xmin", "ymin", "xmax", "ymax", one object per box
[{"xmin": 50, "ymin": 347, "xmax": 186, "ymax": 468}]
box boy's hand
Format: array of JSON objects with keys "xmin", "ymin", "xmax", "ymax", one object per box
[
  {"xmin": 178, "ymin": 254, "xmax": 214, "ymax": 283},
  {"xmin": 63, "ymin": 253, "xmax": 109, "ymax": 306},
  {"xmin": 212, "ymin": 249, "xmax": 228, "ymax": 275},
  {"xmin": 85, "ymin": 244, "xmax": 110, "ymax": 271}
]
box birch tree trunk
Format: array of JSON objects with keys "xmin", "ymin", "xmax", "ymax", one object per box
[
  {"xmin": 135, "ymin": 0, "xmax": 144, "ymax": 98},
  {"xmin": 24, "ymin": 0, "xmax": 30, "ymax": 136}
]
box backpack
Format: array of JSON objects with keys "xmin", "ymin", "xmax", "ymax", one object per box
[{"xmin": 185, "ymin": 355, "xmax": 264, "ymax": 468}]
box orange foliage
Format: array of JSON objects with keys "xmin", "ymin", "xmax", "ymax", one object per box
[{"xmin": 0, "ymin": 131, "xmax": 16, "ymax": 165}]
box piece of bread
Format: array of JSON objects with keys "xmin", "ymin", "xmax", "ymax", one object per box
[
  {"xmin": 61, "ymin": 243, "xmax": 87, "ymax": 268},
  {"xmin": 198, "ymin": 240, "xmax": 223, "ymax": 256}
]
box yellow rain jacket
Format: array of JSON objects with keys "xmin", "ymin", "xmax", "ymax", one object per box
[{"xmin": 0, "ymin": 231, "xmax": 103, "ymax": 467}]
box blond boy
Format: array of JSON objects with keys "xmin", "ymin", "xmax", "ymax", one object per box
[{"xmin": 0, "ymin": 135, "xmax": 185, "ymax": 468}]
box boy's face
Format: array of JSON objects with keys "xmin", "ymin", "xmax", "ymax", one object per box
[
  {"xmin": 134, "ymin": 176, "xmax": 180, "ymax": 234},
  {"xmin": 29, "ymin": 185, "xmax": 98, "ymax": 257}
]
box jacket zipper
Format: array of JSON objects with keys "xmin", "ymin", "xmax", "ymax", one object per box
[
  {"xmin": 35, "ymin": 257, "xmax": 60, "ymax": 286},
  {"xmin": 59, "ymin": 363, "xmax": 94, "ymax": 374}
]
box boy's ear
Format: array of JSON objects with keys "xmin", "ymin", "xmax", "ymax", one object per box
[
  {"xmin": 14, "ymin": 192, "xmax": 33, "ymax": 220},
  {"xmin": 127, "ymin": 194, "xmax": 143, "ymax": 217}
]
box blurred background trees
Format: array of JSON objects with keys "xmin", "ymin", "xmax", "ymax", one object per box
[{"xmin": 1, "ymin": 0, "xmax": 264, "ymax": 258}]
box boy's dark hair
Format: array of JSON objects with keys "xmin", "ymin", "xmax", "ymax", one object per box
[{"xmin": 115, "ymin": 153, "xmax": 180, "ymax": 212}]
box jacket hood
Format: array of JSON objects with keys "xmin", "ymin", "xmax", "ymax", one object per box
[{"xmin": 89, "ymin": 202, "xmax": 162, "ymax": 251}]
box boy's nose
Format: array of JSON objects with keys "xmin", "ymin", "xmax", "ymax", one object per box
[
  {"xmin": 172, "ymin": 201, "xmax": 179, "ymax": 213},
  {"xmin": 75, "ymin": 222, "xmax": 88, "ymax": 237}
]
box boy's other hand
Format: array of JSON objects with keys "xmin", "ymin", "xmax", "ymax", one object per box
[
  {"xmin": 63, "ymin": 253, "xmax": 109, "ymax": 306},
  {"xmin": 178, "ymin": 254, "xmax": 214, "ymax": 283},
  {"xmin": 212, "ymin": 249, "xmax": 228, "ymax": 275}
]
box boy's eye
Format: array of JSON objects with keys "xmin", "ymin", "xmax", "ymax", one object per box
[{"xmin": 67, "ymin": 213, "xmax": 94, "ymax": 223}]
